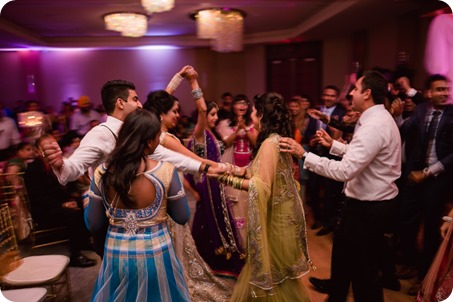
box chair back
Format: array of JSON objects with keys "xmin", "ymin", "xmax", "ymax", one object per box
[
  {"xmin": 0, "ymin": 203, "xmax": 22, "ymax": 277},
  {"xmin": 0, "ymin": 172, "xmax": 33, "ymax": 242}
]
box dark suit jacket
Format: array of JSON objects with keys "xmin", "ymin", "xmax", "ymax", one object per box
[
  {"xmin": 303, "ymin": 104, "xmax": 347, "ymax": 156},
  {"xmin": 400, "ymin": 103, "xmax": 453, "ymax": 175}
]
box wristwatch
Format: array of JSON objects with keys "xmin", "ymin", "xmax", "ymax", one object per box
[{"xmin": 423, "ymin": 167, "xmax": 430, "ymax": 177}]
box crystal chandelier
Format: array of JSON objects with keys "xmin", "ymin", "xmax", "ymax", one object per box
[
  {"xmin": 104, "ymin": 13, "xmax": 148, "ymax": 37},
  {"xmin": 193, "ymin": 8, "xmax": 246, "ymax": 53},
  {"xmin": 141, "ymin": 0, "xmax": 174, "ymax": 14}
]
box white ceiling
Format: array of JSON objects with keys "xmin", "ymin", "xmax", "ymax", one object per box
[{"xmin": 0, "ymin": 0, "xmax": 449, "ymax": 50}]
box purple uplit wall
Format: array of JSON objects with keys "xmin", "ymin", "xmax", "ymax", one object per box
[
  {"xmin": 0, "ymin": 46, "xmax": 266, "ymax": 116},
  {"xmin": 0, "ymin": 10, "xmax": 435, "ymax": 114}
]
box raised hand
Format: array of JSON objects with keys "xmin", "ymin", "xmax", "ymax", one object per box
[
  {"xmin": 316, "ymin": 129, "xmax": 334, "ymax": 148},
  {"xmin": 178, "ymin": 65, "xmax": 193, "ymax": 78},
  {"xmin": 390, "ymin": 98, "xmax": 404, "ymax": 117},
  {"xmin": 343, "ymin": 111, "xmax": 360, "ymax": 124},
  {"xmin": 307, "ymin": 108, "xmax": 329, "ymax": 124},
  {"xmin": 395, "ymin": 76, "xmax": 411, "ymax": 93},
  {"xmin": 185, "ymin": 67, "xmax": 198, "ymax": 81},
  {"xmin": 40, "ymin": 141, "xmax": 64, "ymax": 170}
]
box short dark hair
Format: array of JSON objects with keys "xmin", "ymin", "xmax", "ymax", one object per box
[
  {"xmin": 16, "ymin": 142, "xmax": 32, "ymax": 152},
  {"xmin": 361, "ymin": 70, "xmax": 387, "ymax": 105},
  {"xmin": 221, "ymin": 92, "xmax": 233, "ymax": 99},
  {"xmin": 143, "ymin": 90, "xmax": 177, "ymax": 116},
  {"xmin": 323, "ymin": 85, "xmax": 340, "ymax": 96},
  {"xmin": 101, "ymin": 80, "xmax": 136, "ymax": 115},
  {"xmin": 424, "ymin": 74, "xmax": 449, "ymax": 90}
]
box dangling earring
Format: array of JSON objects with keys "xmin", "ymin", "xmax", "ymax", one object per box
[{"xmin": 258, "ymin": 119, "xmax": 262, "ymax": 131}]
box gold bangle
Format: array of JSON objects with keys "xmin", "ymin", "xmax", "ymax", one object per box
[
  {"xmin": 239, "ymin": 178, "xmax": 244, "ymax": 190},
  {"xmin": 233, "ymin": 177, "xmax": 241, "ymax": 190}
]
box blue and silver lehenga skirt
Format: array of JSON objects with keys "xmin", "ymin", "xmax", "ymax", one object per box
[{"xmin": 90, "ymin": 223, "xmax": 190, "ymax": 302}]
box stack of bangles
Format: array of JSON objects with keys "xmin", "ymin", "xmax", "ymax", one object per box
[{"xmin": 218, "ymin": 173, "xmax": 244, "ymax": 190}]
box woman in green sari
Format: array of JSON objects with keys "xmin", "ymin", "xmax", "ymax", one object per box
[{"xmin": 217, "ymin": 92, "xmax": 314, "ymax": 301}]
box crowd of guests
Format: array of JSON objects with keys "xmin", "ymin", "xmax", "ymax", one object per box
[
  {"xmin": 284, "ymin": 70, "xmax": 453, "ymax": 300},
  {"xmin": 0, "ymin": 64, "xmax": 452, "ymax": 301},
  {"xmin": 0, "ymin": 96, "xmax": 106, "ymax": 267}
]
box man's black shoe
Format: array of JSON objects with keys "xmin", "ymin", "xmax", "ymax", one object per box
[
  {"xmin": 70, "ymin": 254, "xmax": 96, "ymax": 268},
  {"xmin": 381, "ymin": 276, "xmax": 401, "ymax": 291},
  {"xmin": 316, "ymin": 226, "xmax": 334, "ymax": 236},
  {"xmin": 309, "ymin": 277, "xmax": 330, "ymax": 294}
]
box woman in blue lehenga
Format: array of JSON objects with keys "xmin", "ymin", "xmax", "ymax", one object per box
[{"xmin": 85, "ymin": 109, "xmax": 190, "ymax": 302}]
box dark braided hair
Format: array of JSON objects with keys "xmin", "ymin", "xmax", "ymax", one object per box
[{"xmin": 252, "ymin": 92, "xmax": 292, "ymax": 158}]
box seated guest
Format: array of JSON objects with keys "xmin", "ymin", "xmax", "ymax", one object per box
[
  {"xmin": 0, "ymin": 103, "xmax": 21, "ymax": 163},
  {"xmin": 24, "ymin": 134, "xmax": 96, "ymax": 267},
  {"xmin": 2, "ymin": 142, "xmax": 35, "ymax": 241}
]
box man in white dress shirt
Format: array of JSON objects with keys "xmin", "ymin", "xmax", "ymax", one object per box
[
  {"xmin": 280, "ymin": 70, "xmax": 401, "ymax": 302},
  {"xmin": 41, "ymin": 77, "xmax": 215, "ymax": 256},
  {"xmin": 0, "ymin": 104, "xmax": 21, "ymax": 161}
]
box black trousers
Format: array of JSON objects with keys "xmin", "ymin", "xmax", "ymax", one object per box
[
  {"xmin": 399, "ymin": 173, "xmax": 451, "ymax": 278},
  {"xmin": 328, "ymin": 197, "xmax": 396, "ymax": 302}
]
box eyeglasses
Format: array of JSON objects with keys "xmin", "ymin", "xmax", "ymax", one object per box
[{"xmin": 234, "ymin": 100, "xmax": 249, "ymax": 106}]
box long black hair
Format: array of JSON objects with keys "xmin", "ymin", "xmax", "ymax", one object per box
[
  {"xmin": 206, "ymin": 100, "xmax": 222, "ymax": 141},
  {"xmin": 253, "ymin": 92, "xmax": 292, "ymax": 157},
  {"xmin": 102, "ymin": 110, "xmax": 161, "ymax": 207}
]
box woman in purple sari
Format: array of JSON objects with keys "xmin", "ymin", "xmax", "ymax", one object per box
[{"xmin": 185, "ymin": 71, "xmax": 244, "ymax": 278}]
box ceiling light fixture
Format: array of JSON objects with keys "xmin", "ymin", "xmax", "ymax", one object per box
[
  {"xmin": 191, "ymin": 8, "xmax": 246, "ymax": 53},
  {"xmin": 104, "ymin": 13, "xmax": 148, "ymax": 37},
  {"xmin": 141, "ymin": 0, "xmax": 174, "ymax": 14}
]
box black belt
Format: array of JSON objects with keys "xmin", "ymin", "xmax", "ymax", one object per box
[{"xmin": 346, "ymin": 197, "xmax": 394, "ymax": 204}]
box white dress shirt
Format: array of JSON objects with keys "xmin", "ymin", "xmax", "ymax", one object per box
[
  {"xmin": 304, "ymin": 105, "xmax": 401, "ymax": 201},
  {"xmin": 54, "ymin": 115, "xmax": 201, "ymax": 185},
  {"xmin": 0, "ymin": 116, "xmax": 21, "ymax": 150}
]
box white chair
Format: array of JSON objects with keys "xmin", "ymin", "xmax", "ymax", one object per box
[
  {"xmin": 2, "ymin": 287, "xmax": 47, "ymax": 302},
  {"xmin": 0, "ymin": 204, "xmax": 71, "ymax": 301}
]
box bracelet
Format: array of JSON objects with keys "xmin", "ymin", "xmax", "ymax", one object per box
[
  {"xmin": 203, "ymin": 163, "xmax": 211, "ymax": 173},
  {"xmin": 217, "ymin": 173, "xmax": 245, "ymax": 190},
  {"xmin": 443, "ymin": 216, "xmax": 453, "ymax": 223},
  {"xmin": 191, "ymin": 88, "xmax": 203, "ymax": 100},
  {"xmin": 166, "ymin": 73, "xmax": 183, "ymax": 92},
  {"xmin": 217, "ymin": 173, "xmax": 228, "ymax": 184}
]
